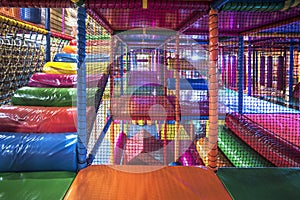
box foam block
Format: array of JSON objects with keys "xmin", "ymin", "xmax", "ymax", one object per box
[
  {"xmin": 0, "ymin": 171, "xmax": 75, "ymax": 199},
  {"xmin": 64, "ymin": 165, "xmax": 232, "ymax": 200},
  {"xmin": 225, "ymin": 113, "xmax": 300, "ymax": 167},
  {"xmin": 28, "ymin": 73, "xmax": 77, "ymax": 88},
  {"xmin": 0, "ymin": 132, "xmax": 77, "ymax": 171},
  {"xmin": 53, "ymin": 53, "xmax": 78, "ymax": 63},
  {"xmin": 11, "ymin": 87, "xmax": 99, "ymax": 107},
  {"xmin": 43, "ymin": 62, "xmax": 77, "ymax": 74},
  {"xmin": 0, "ymin": 106, "xmax": 95, "ymax": 133}
]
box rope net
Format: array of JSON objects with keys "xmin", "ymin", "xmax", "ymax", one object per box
[
  {"xmin": 85, "ymin": 17, "xmax": 214, "ymax": 167},
  {"xmin": 220, "ymin": 10, "xmax": 300, "ymax": 167},
  {"xmin": 0, "ymin": 11, "xmax": 73, "ymax": 105},
  {"xmin": 0, "ymin": 13, "xmax": 45, "ymax": 105},
  {"xmin": 1, "ymin": 2, "xmax": 299, "ymax": 170},
  {"xmin": 84, "ymin": 12, "xmax": 111, "ymax": 164}
]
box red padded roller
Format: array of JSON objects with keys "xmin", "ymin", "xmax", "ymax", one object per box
[{"xmin": 0, "ymin": 106, "xmax": 95, "ymax": 133}]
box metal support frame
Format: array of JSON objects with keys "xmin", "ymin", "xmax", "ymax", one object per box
[{"xmin": 238, "ymin": 35, "xmax": 244, "ymax": 114}]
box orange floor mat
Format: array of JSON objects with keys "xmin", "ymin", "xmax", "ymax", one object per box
[{"xmin": 64, "ymin": 165, "xmax": 232, "ymax": 200}]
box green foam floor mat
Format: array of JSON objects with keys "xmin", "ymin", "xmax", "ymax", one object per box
[
  {"xmin": 0, "ymin": 171, "xmax": 76, "ymax": 200},
  {"xmin": 217, "ymin": 168, "xmax": 300, "ymax": 200}
]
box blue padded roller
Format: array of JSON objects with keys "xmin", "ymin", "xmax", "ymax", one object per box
[
  {"xmin": 0, "ymin": 132, "xmax": 77, "ymax": 172},
  {"xmin": 167, "ymin": 78, "xmax": 208, "ymax": 90},
  {"xmin": 86, "ymin": 54, "xmax": 110, "ymax": 62},
  {"xmin": 53, "ymin": 53, "xmax": 78, "ymax": 63}
]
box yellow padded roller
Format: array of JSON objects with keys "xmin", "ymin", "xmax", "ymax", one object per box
[{"xmin": 43, "ymin": 62, "xmax": 77, "ymax": 74}]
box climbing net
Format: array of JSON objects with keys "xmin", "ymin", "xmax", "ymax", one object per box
[
  {"xmin": 0, "ymin": 14, "xmax": 45, "ymax": 105},
  {"xmin": 0, "ymin": 13, "xmax": 73, "ymax": 105}
]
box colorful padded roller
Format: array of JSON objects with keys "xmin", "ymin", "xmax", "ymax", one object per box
[
  {"xmin": 53, "ymin": 53, "xmax": 78, "ymax": 63},
  {"xmin": 62, "ymin": 45, "xmax": 77, "ymax": 54},
  {"xmin": 43, "ymin": 62, "xmax": 77, "ymax": 74},
  {"xmin": 11, "ymin": 87, "xmax": 100, "ymax": 107},
  {"xmin": 28, "ymin": 73, "xmax": 77, "ymax": 88},
  {"xmin": 0, "ymin": 106, "xmax": 94, "ymax": 132}
]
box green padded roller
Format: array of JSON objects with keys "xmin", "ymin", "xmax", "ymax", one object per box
[
  {"xmin": 125, "ymin": 85, "xmax": 165, "ymax": 96},
  {"xmin": 217, "ymin": 168, "xmax": 300, "ymax": 200},
  {"xmin": 218, "ymin": 127, "xmax": 273, "ymax": 167},
  {"xmin": 12, "ymin": 87, "xmax": 100, "ymax": 107},
  {"xmin": 0, "ymin": 171, "xmax": 75, "ymax": 200}
]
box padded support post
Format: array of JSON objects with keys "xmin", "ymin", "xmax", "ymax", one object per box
[
  {"xmin": 289, "ymin": 40, "xmax": 294, "ymax": 101},
  {"xmin": 267, "ymin": 56, "xmax": 273, "ymax": 88},
  {"xmin": 238, "ymin": 35, "xmax": 244, "ymax": 114},
  {"xmin": 174, "ymin": 33, "xmax": 180, "ymax": 161},
  {"xmin": 227, "ymin": 55, "xmax": 231, "ymax": 88},
  {"xmin": 260, "ymin": 55, "xmax": 265, "ymax": 86},
  {"xmin": 208, "ymin": 9, "xmax": 218, "ymax": 171},
  {"xmin": 244, "ymin": 54, "xmax": 246, "ymax": 90},
  {"xmin": 255, "ymin": 50, "xmax": 258, "ymax": 92},
  {"xmin": 120, "ymin": 42, "xmax": 124, "ymax": 133},
  {"xmin": 110, "ymin": 36, "xmax": 115, "ymax": 164},
  {"xmin": 231, "ymin": 55, "xmax": 237, "ymax": 88},
  {"xmin": 277, "ymin": 56, "xmax": 284, "ymax": 90},
  {"xmin": 221, "ymin": 48, "xmax": 226, "ymax": 85},
  {"xmin": 62, "ymin": 8, "xmax": 65, "ymax": 33},
  {"xmin": 77, "ymin": 6, "xmax": 87, "ymax": 170},
  {"xmin": 120, "ymin": 42, "xmax": 124, "ymax": 96},
  {"xmin": 45, "ymin": 8, "xmax": 51, "ymax": 62},
  {"xmin": 252, "ymin": 49, "xmax": 256, "ymax": 93},
  {"xmin": 163, "ymin": 45, "xmax": 168, "ymax": 165}
]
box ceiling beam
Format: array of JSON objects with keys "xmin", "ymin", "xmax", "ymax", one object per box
[
  {"xmin": 176, "ymin": 10, "xmax": 207, "ymax": 33},
  {"xmin": 86, "ymin": 9, "xmax": 114, "ymax": 34},
  {"xmin": 241, "ymin": 14, "xmax": 300, "ymax": 36}
]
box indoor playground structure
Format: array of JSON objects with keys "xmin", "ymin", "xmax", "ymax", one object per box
[{"xmin": 0, "ymin": 0, "xmax": 300, "ymax": 199}]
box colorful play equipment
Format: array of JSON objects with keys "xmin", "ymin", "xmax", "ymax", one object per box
[
  {"xmin": 1, "ymin": 0, "xmax": 300, "ymax": 199},
  {"xmin": 0, "ymin": 9, "xmax": 109, "ymax": 174}
]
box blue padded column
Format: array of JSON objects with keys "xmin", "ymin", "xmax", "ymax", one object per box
[
  {"xmin": 45, "ymin": 8, "xmax": 51, "ymax": 62},
  {"xmin": 77, "ymin": 7, "xmax": 87, "ymax": 170},
  {"xmin": 247, "ymin": 37, "xmax": 251, "ymax": 96},
  {"xmin": 238, "ymin": 35, "xmax": 244, "ymax": 114},
  {"xmin": 289, "ymin": 39, "xmax": 294, "ymax": 101}
]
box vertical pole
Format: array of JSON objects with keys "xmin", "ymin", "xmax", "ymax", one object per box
[
  {"xmin": 62, "ymin": 8, "xmax": 65, "ymax": 34},
  {"xmin": 120, "ymin": 42, "xmax": 124, "ymax": 132},
  {"xmin": 255, "ymin": 51, "xmax": 258, "ymax": 92},
  {"xmin": 260, "ymin": 54, "xmax": 265, "ymax": 86},
  {"xmin": 244, "ymin": 54, "xmax": 246, "ymax": 90},
  {"xmin": 110, "ymin": 36, "xmax": 115, "ymax": 164},
  {"xmin": 120, "ymin": 42, "xmax": 124, "ymax": 96},
  {"xmin": 252, "ymin": 49, "xmax": 256, "ymax": 94},
  {"xmin": 267, "ymin": 56, "xmax": 273, "ymax": 88},
  {"xmin": 289, "ymin": 40, "xmax": 294, "ymax": 101},
  {"xmin": 154, "ymin": 49, "xmax": 157, "ymax": 72},
  {"xmin": 77, "ymin": 6, "xmax": 87, "ymax": 170},
  {"xmin": 226, "ymin": 55, "xmax": 230, "ymax": 87},
  {"xmin": 208, "ymin": 9, "xmax": 218, "ymax": 171},
  {"xmin": 238, "ymin": 35, "xmax": 244, "ymax": 114},
  {"xmin": 163, "ymin": 46, "xmax": 168, "ymax": 165},
  {"xmin": 277, "ymin": 56, "xmax": 284, "ymax": 91},
  {"xmin": 283, "ymin": 47, "xmax": 287, "ymax": 95},
  {"xmin": 174, "ymin": 33, "xmax": 180, "ymax": 161},
  {"xmin": 231, "ymin": 55, "xmax": 237, "ymax": 88},
  {"xmin": 298, "ymin": 41, "xmax": 300, "ymax": 82},
  {"xmin": 221, "ymin": 48, "xmax": 226, "ymax": 86},
  {"xmin": 45, "ymin": 8, "xmax": 51, "ymax": 62}
]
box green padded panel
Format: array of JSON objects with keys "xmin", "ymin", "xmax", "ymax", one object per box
[
  {"xmin": 217, "ymin": 168, "xmax": 300, "ymax": 200},
  {"xmin": 12, "ymin": 87, "xmax": 99, "ymax": 107},
  {"xmin": 0, "ymin": 171, "xmax": 75, "ymax": 200},
  {"xmin": 219, "ymin": 127, "xmax": 273, "ymax": 167},
  {"xmin": 126, "ymin": 85, "xmax": 165, "ymax": 96}
]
